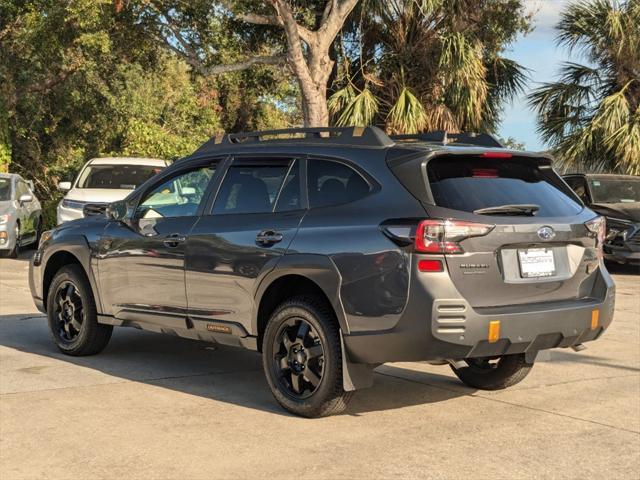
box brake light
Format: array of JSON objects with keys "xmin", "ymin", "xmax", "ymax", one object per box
[
  {"xmin": 480, "ymin": 152, "xmax": 512, "ymax": 159},
  {"xmin": 415, "ymin": 219, "xmax": 495, "ymax": 254},
  {"xmin": 585, "ymin": 216, "xmax": 606, "ymax": 259},
  {"xmin": 418, "ymin": 259, "xmax": 444, "ymax": 272}
]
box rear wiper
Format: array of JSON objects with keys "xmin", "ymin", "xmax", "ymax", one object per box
[{"xmin": 473, "ymin": 204, "xmax": 540, "ymax": 216}]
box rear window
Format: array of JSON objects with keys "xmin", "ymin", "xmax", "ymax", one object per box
[{"xmin": 427, "ymin": 157, "xmax": 582, "ymax": 217}]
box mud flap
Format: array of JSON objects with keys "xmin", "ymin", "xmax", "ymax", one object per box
[{"xmin": 340, "ymin": 331, "xmax": 374, "ymax": 391}]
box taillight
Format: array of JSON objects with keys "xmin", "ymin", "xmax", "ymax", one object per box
[
  {"xmin": 415, "ymin": 219, "xmax": 495, "ymax": 254},
  {"xmin": 585, "ymin": 216, "xmax": 606, "ymax": 258}
]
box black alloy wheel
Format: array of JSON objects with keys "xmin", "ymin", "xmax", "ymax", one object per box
[
  {"xmin": 262, "ymin": 296, "xmax": 352, "ymax": 417},
  {"xmin": 46, "ymin": 265, "xmax": 113, "ymax": 356},
  {"xmin": 272, "ymin": 317, "xmax": 325, "ymax": 399},
  {"xmin": 53, "ymin": 281, "xmax": 84, "ymax": 343}
]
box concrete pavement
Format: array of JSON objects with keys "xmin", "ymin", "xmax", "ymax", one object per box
[{"xmin": 1, "ymin": 251, "xmax": 639, "ymax": 479}]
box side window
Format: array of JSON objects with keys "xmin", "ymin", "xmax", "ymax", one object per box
[
  {"xmin": 137, "ymin": 165, "xmax": 216, "ymax": 219},
  {"xmin": 308, "ymin": 159, "xmax": 370, "ymax": 208},
  {"xmin": 565, "ymin": 177, "xmax": 589, "ymax": 203},
  {"xmin": 275, "ymin": 160, "xmax": 301, "ymax": 212},
  {"xmin": 213, "ymin": 160, "xmax": 292, "ymax": 215}
]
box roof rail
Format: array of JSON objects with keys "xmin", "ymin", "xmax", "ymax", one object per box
[
  {"xmin": 194, "ymin": 126, "xmax": 394, "ymax": 154},
  {"xmin": 391, "ymin": 131, "xmax": 504, "ymax": 148}
]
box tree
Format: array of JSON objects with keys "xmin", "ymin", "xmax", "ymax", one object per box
[
  {"xmin": 328, "ymin": 0, "xmax": 531, "ymax": 134},
  {"xmin": 144, "ymin": 0, "xmax": 359, "ymax": 127},
  {"xmin": 528, "ymin": 0, "xmax": 639, "ymax": 175}
]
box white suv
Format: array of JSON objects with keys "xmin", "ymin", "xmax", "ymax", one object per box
[{"xmin": 57, "ymin": 157, "xmax": 168, "ymax": 225}]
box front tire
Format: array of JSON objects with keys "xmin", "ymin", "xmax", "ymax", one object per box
[
  {"xmin": 46, "ymin": 265, "xmax": 113, "ymax": 356},
  {"xmin": 450, "ymin": 354, "xmax": 533, "ymax": 390},
  {"xmin": 262, "ymin": 296, "xmax": 352, "ymax": 418}
]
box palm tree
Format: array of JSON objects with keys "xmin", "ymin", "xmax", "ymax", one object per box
[
  {"xmin": 328, "ymin": 0, "xmax": 530, "ymax": 134},
  {"xmin": 529, "ymin": 0, "xmax": 639, "ymax": 175}
]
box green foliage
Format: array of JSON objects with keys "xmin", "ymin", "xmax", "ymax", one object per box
[
  {"xmin": 331, "ymin": 0, "xmax": 531, "ymax": 134},
  {"xmin": 0, "ymin": 0, "xmax": 298, "ymax": 203},
  {"xmin": 529, "ymin": 0, "xmax": 640, "ymax": 175},
  {"xmin": 500, "ymin": 137, "xmax": 526, "ymax": 150}
]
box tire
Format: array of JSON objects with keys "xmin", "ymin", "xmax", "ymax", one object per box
[
  {"xmin": 262, "ymin": 296, "xmax": 352, "ymax": 418},
  {"xmin": 7, "ymin": 224, "xmax": 20, "ymax": 258},
  {"xmin": 450, "ymin": 354, "xmax": 533, "ymax": 390},
  {"xmin": 46, "ymin": 265, "xmax": 113, "ymax": 356}
]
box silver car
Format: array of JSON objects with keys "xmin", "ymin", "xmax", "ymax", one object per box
[{"xmin": 0, "ymin": 173, "xmax": 42, "ymax": 257}]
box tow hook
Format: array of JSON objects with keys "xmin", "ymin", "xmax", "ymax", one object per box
[{"xmin": 571, "ymin": 343, "xmax": 587, "ymax": 352}]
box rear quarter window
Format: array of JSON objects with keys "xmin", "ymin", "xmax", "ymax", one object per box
[{"xmin": 427, "ymin": 157, "xmax": 582, "ymax": 217}]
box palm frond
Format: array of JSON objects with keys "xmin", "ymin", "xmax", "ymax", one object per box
[
  {"xmin": 386, "ymin": 86, "xmax": 427, "ymax": 133},
  {"xmin": 328, "ymin": 84, "xmax": 357, "ymax": 116},
  {"xmin": 334, "ymin": 87, "xmax": 379, "ymax": 127}
]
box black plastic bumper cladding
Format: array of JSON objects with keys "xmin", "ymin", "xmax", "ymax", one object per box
[{"xmin": 342, "ymin": 262, "xmax": 615, "ymax": 364}]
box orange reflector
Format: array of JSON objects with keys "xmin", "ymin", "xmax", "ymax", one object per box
[
  {"xmin": 591, "ymin": 309, "xmax": 599, "ymax": 330},
  {"xmin": 488, "ymin": 320, "xmax": 501, "ymax": 343}
]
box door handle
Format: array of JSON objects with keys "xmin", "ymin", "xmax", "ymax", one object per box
[
  {"xmin": 163, "ymin": 233, "xmax": 186, "ymax": 248},
  {"xmin": 256, "ymin": 230, "xmax": 283, "ymax": 245}
]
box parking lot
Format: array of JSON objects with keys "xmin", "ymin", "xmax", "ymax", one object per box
[{"xmin": 1, "ymin": 251, "xmax": 638, "ymax": 479}]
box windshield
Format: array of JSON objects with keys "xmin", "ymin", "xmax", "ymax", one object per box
[
  {"xmin": 589, "ymin": 178, "xmax": 640, "ymax": 204},
  {"xmin": 0, "ymin": 178, "xmax": 11, "ymax": 201},
  {"xmin": 76, "ymin": 164, "xmax": 163, "ymax": 189}
]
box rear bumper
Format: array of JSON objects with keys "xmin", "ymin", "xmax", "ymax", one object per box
[{"xmin": 343, "ymin": 263, "xmax": 615, "ymax": 364}]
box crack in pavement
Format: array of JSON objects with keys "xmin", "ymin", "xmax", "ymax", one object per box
[{"xmin": 376, "ymin": 370, "xmax": 640, "ymax": 435}]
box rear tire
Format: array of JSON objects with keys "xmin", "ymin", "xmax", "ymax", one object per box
[
  {"xmin": 262, "ymin": 296, "xmax": 352, "ymax": 418},
  {"xmin": 450, "ymin": 354, "xmax": 533, "ymax": 390},
  {"xmin": 46, "ymin": 265, "xmax": 112, "ymax": 356}
]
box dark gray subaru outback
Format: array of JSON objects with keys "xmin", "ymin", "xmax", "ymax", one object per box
[{"xmin": 29, "ymin": 127, "xmax": 615, "ymax": 417}]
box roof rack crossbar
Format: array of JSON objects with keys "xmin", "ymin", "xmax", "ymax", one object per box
[
  {"xmin": 391, "ymin": 131, "xmax": 504, "ymax": 148},
  {"xmin": 194, "ymin": 126, "xmax": 394, "ymax": 154}
]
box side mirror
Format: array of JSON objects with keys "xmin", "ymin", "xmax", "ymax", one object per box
[
  {"xmin": 58, "ymin": 181, "xmax": 72, "ymax": 192},
  {"xmin": 18, "ymin": 194, "xmax": 33, "ymax": 204},
  {"xmin": 105, "ymin": 200, "xmax": 129, "ymax": 224},
  {"xmin": 181, "ymin": 186, "xmax": 196, "ymax": 196}
]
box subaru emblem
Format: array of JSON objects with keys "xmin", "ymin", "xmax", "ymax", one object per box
[{"xmin": 537, "ymin": 226, "xmax": 555, "ymax": 240}]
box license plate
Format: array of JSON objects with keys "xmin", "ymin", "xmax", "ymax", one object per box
[{"xmin": 518, "ymin": 248, "xmax": 556, "ymax": 278}]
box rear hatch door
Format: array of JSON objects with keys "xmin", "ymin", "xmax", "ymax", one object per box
[{"xmin": 424, "ymin": 153, "xmax": 600, "ymax": 307}]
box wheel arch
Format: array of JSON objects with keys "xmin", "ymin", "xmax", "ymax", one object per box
[
  {"xmin": 42, "ymin": 238, "xmax": 102, "ymax": 314},
  {"xmin": 253, "ymin": 255, "xmax": 348, "ymax": 352}
]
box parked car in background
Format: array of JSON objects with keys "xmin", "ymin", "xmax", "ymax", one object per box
[
  {"xmin": 564, "ymin": 174, "xmax": 639, "ymax": 266},
  {"xmin": 0, "ymin": 173, "xmax": 42, "ymax": 257},
  {"xmin": 30, "ymin": 127, "xmax": 615, "ymax": 418},
  {"xmin": 57, "ymin": 157, "xmax": 168, "ymax": 225}
]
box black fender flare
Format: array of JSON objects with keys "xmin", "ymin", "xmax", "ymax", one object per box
[
  {"xmin": 41, "ymin": 236, "xmax": 103, "ymax": 314},
  {"xmin": 253, "ymin": 254, "xmax": 374, "ymax": 391}
]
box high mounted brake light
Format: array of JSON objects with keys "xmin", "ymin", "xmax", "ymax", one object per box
[
  {"xmin": 415, "ymin": 219, "xmax": 495, "ymax": 254},
  {"xmin": 480, "ymin": 152, "xmax": 512, "ymax": 159}
]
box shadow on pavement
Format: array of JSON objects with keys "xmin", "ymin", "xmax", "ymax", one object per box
[
  {"xmin": 549, "ymin": 349, "xmax": 640, "ymax": 374},
  {"xmin": 605, "ymin": 262, "xmax": 639, "ymax": 276},
  {"xmin": 0, "ymin": 313, "xmax": 469, "ymax": 417}
]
